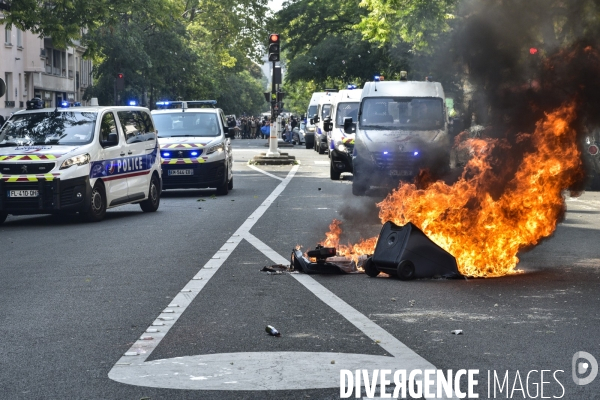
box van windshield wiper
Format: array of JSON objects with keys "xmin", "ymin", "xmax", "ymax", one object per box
[{"xmin": 168, "ymin": 135, "xmax": 200, "ymax": 137}]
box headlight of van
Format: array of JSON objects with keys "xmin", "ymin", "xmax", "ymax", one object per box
[
  {"xmin": 337, "ymin": 143, "xmax": 347, "ymax": 152},
  {"xmin": 206, "ymin": 143, "xmax": 224, "ymax": 155},
  {"xmin": 306, "ymin": 126, "xmax": 316, "ymax": 132},
  {"xmin": 60, "ymin": 153, "xmax": 91, "ymax": 169}
]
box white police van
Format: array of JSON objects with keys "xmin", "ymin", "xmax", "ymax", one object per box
[
  {"xmin": 347, "ymin": 76, "xmax": 451, "ymax": 195},
  {"xmin": 0, "ymin": 99, "xmax": 162, "ymax": 224},
  {"xmin": 304, "ymin": 92, "xmax": 323, "ymax": 149},
  {"xmin": 152, "ymin": 100, "xmax": 234, "ymax": 195},
  {"xmin": 312, "ymin": 90, "xmax": 340, "ymax": 154},
  {"xmin": 327, "ymin": 86, "xmax": 362, "ymax": 180}
]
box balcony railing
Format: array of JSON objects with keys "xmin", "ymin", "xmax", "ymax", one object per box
[
  {"xmin": 45, "ymin": 65, "xmax": 52, "ymax": 74},
  {"xmin": 68, "ymin": 70, "xmax": 73, "ymax": 79},
  {"xmin": 53, "ymin": 67, "xmax": 60, "ymax": 75},
  {"xmin": 5, "ymin": 101, "xmax": 15, "ymax": 108}
]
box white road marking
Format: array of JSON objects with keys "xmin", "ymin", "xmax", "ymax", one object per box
[
  {"xmin": 314, "ymin": 160, "xmax": 329, "ymax": 165},
  {"xmin": 108, "ymin": 164, "xmax": 454, "ymax": 397},
  {"xmin": 248, "ymin": 164, "xmax": 284, "ymax": 181}
]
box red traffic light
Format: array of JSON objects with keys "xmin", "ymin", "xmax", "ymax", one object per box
[
  {"xmin": 117, "ymin": 73, "xmax": 124, "ymax": 79},
  {"xmin": 269, "ymin": 34, "xmax": 279, "ymax": 43},
  {"xmin": 529, "ymin": 47, "xmax": 538, "ymax": 55}
]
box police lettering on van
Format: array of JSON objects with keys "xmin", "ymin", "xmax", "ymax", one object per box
[{"xmin": 0, "ymin": 101, "xmax": 162, "ymax": 224}]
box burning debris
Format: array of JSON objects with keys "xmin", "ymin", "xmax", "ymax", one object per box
[
  {"xmin": 292, "ymin": 222, "xmax": 460, "ymax": 280},
  {"xmin": 291, "ymin": 246, "xmax": 362, "ymax": 274}
]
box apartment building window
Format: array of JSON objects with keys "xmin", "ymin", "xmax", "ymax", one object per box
[
  {"xmin": 16, "ymin": 29, "xmax": 22, "ymax": 48},
  {"xmin": 4, "ymin": 26, "xmax": 11, "ymax": 45},
  {"xmin": 53, "ymin": 49, "xmax": 61, "ymax": 75}
]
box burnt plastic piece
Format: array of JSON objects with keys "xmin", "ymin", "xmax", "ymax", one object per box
[
  {"xmin": 291, "ymin": 247, "xmax": 357, "ymax": 274},
  {"xmin": 370, "ymin": 222, "xmax": 462, "ymax": 280},
  {"xmin": 306, "ymin": 246, "xmax": 337, "ymax": 261}
]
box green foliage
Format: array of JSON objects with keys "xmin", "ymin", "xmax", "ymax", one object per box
[{"xmin": 355, "ymin": 0, "xmax": 458, "ymax": 51}]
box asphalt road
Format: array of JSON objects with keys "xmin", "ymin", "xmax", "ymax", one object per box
[{"xmin": 1, "ymin": 138, "xmax": 599, "ymax": 400}]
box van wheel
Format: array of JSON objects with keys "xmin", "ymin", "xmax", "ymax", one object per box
[
  {"xmin": 318, "ymin": 142, "xmax": 326, "ymax": 154},
  {"xmin": 140, "ymin": 174, "xmax": 161, "ymax": 212},
  {"xmin": 216, "ymin": 169, "xmax": 229, "ymax": 195},
  {"xmin": 397, "ymin": 260, "xmax": 416, "ymax": 280},
  {"xmin": 228, "ymin": 176, "xmax": 234, "ymax": 190},
  {"xmin": 305, "ymin": 137, "xmax": 313, "ymax": 149},
  {"xmin": 330, "ymin": 161, "xmax": 341, "ymax": 180},
  {"xmin": 84, "ymin": 182, "xmax": 107, "ymax": 222},
  {"xmin": 0, "ymin": 212, "xmax": 7, "ymax": 225}
]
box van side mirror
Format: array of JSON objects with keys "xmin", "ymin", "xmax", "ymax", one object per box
[
  {"xmin": 324, "ymin": 117, "xmax": 333, "ymax": 132},
  {"xmin": 313, "ymin": 116, "xmax": 320, "ymax": 124},
  {"xmin": 343, "ymin": 117, "xmax": 355, "ymax": 134},
  {"xmin": 103, "ymin": 132, "xmax": 118, "ymax": 147}
]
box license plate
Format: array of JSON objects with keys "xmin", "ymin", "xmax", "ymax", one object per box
[
  {"xmin": 389, "ymin": 170, "xmax": 414, "ymax": 177},
  {"xmin": 8, "ymin": 190, "xmax": 39, "ymax": 197},
  {"xmin": 168, "ymin": 169, "xmax": 193, "ymax": 176}
]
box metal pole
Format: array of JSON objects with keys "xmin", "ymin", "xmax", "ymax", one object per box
[{"xmin": 266, "ymin": 60, "xmax": 280, "ymax": 157}]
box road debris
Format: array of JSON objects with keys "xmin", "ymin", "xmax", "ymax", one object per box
[
  {"xmin": 266, "ymin": 325, "xmax": 281, "ymax": 337},
  {"xmin": 291, "ymin": 246, "xmax": 360, "ymax": 274},
  {"xmin": 451, "ymin": 330, "xmax": 463, "ymax": 335}
]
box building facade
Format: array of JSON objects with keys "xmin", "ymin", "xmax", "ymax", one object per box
[{"xmin": 0, "ymin": 22, "xmax": 93, "ymax": 119}]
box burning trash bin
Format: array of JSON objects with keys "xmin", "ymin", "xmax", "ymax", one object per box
[{"xmin": 364, "ymin": 221, "xmax": 462, "ymax": 280}]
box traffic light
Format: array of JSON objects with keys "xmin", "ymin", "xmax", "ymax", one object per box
[
  {"xmin": 116, "ymin": 73, "xmax": 125, "ymax": 91},
  {"xmin": 268, "ymin": 33, "xmax": 280, "ymax": 62}
]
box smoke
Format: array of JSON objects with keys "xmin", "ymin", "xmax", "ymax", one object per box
[
  {"xmin": 336, "ymin": 196, "xmax": 383, "ymax": 244},
  {"xmin": 451, "ymin": 0, "xmax": 600, "ymax": 193}
]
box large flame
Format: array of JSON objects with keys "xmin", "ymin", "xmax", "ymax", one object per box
[{"xmin": 320, "ymin": 102, "xmax": 583, "ymax": 277}]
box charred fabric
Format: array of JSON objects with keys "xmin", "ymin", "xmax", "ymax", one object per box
[{"xmin": 291, "ymin": 222, "xmax": 462, "ymax": 280}]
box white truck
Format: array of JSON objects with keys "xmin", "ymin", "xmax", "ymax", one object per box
[
  {"xmin": 313, "ymin": 90, "xmax": 340, "ymax": 154},
  {"xmin": 345, "ymin": 79, "xmax": 451, "ymax": 195},
  {"xmin": 303, "ymin": 92, "xmax": 323, "ymax": 149},
  {"xmin": 327, "ymin": 87, "xmax": 362, "ymax": 180}
]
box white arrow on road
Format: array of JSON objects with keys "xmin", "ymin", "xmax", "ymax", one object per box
[{"xmin": 108, "ymin": 165, "xmax": 455, "ymax": 397}]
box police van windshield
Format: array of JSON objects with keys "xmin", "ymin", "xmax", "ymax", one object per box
[
  {"xmin": 0, "ymin": 111, "xmax": 97, "ymax": 147},
  {"xmin": 361, "ymin": 97, "xmax": 444, "ymax": 130},
  {"xmin": 335, "ymin": 102, "xmax": 359, "ymax": 127},
  {"xmin": 307, "ymin": 105, "xmax": 317, "ymax": 118},
  {"xmin": 321, "ymin": 104, "xmax": 332, "ymax": 119},
  {"xmin": 153, "ymin": 112, "xmax": 221, "ymax": 137}
]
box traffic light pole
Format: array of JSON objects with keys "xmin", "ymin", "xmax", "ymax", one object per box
[{"xmin": 265, "ymin": 59, "xmax": 280, "ymax": 157}]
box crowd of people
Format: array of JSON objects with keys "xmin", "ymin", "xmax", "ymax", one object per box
[{"xmin": 226, "ymin": 115, "xmax": 301, "ymax": 143}]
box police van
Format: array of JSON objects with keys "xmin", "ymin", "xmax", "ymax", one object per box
[
  {"xmin": 151, "ymin": 100, "xmax": 234, "ymax": 195},
  {"xmin": 312, "ymin": 89, "xmax": 339, "ymax": 154},
  {"xmin": 345, "ymin": 76, "xmax": 451, "ymax": 195},
  {"xmin": 304, "ymin": 92, "xmax": 323, "ymax": 149},
  {"xmin": 0, "ymin": 99, "xmax": 162, "ymax": 224},
  {"xmin": 327, "ymin": 86, "xmax": 362, "ymax": 180}
]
